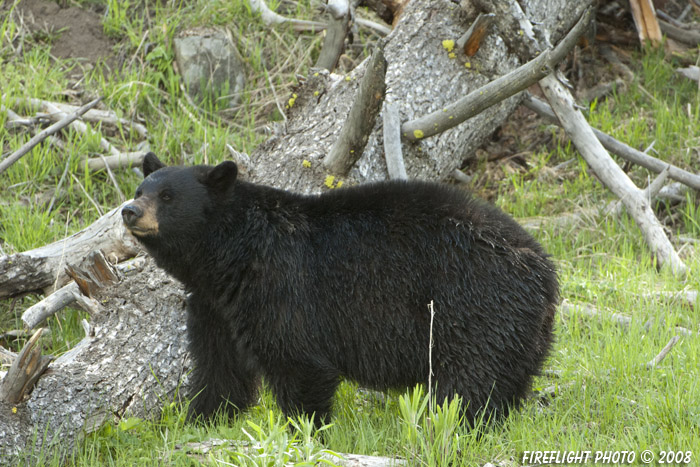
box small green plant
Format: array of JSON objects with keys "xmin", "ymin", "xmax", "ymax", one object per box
[
  {"xmin": 219, "ymin": 411, "xmax": 339, "ymax": 466},
  {"xmin": 398, "ymin": 386, "xmax": 464, "ymax": 465},
  {"xmin": 103, "ymin": 0, "xmax": 130, "ymax": 37}
]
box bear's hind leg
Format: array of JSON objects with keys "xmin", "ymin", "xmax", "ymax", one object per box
[{"xmin": 269, "ymin": 365, "xmax": 340, "ymax": 429}]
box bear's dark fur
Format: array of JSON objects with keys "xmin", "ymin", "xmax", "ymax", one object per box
[{"xmin": 122, "ymin": 153, "xmax": 558, "ymax": 427}]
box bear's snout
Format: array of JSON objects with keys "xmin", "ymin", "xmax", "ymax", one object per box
[
  {"xmin": 121, "ymin": 204, "xmax": 143, "ymax": 226},
  {"xmin": 121, "ymin": 200, "xmax": 159, "ymax": 237}
]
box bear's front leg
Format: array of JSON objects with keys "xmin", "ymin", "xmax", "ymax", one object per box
[
  {"xmin": 186, "ymin": 297, "xmax": 260, "ymax": 421},
  {"xmin": 268, "ymin": 364, "xmax": 340, "ymax": 429}
]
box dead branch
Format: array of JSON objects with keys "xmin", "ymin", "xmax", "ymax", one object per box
[
  {"xmin": 21, "ymin": 284, "xmax": 79, "ymax": 330},
  {"xmin": 646, "ymin": 335, "xmax": 680, "ymax": 369},
  {"xmin": 400, "ymin": 7, "xmax": 593, "ymax": 142},
  {"xmin": 658, "ymin": 19, "xmax": 700, "ymax": 46},
  {"xmin": 324, "ymin": 46, "xmax": 387, "ymax": 174},
  {"xmin": 641, "ymin": 290, "xmax": 698, "ymax": 308},
  {"xmin": 0, "ymin": 328, "xmax": 52, "ymax": 405},
  {"xmin": 560, "ymin": 299, "xmax": 632, "ymax": 328},
  {"xmin": 629, "ymin": 0, "xmax": 662, "ymax": 45},
  {"xmin": 539, "ymin": 75, "xmax": 686, "ymax": 275},
  {"xmin": 84, "ymin": 150, "xmax": 149, "ymax": 172},
  {"xmin": 522, "ymin": 95, "xmax": 700, "ymax": 191},
  {"xmin": 480, "ymin": 0, "xmax": 686, "ymax": 275},
  {"xmin": 0, "ymin": 98, "xmax": 101, "ymax": 175},
  {"xmin": 247, "ymin": 0, "xmax": 325, "ymax": 32},
  {"xmin": 606, "ymin": 165, "xmax": 670, "ymax": 217},
  {"xmin": 0, "ymin": 200, "xmax": 142, "ymax": 299},
  {"xmin": 21, "ymin": 253, "xmax": 137, "ymax": 330},
  {"xmin": 561, "ymin": 299, "xmax": 697, "ymax": 337},
  {"xmin": 6, "ymin": 97, "xmax": 149, "ymax": 172},
  {"xmin": 27, "ymin": 98, "xmax": 120, "ymax": 158},
  {"xmin": 178, "ymin": 439, "xmax": 406, "ymax": 466},
  {"xmin": 315, "ymin": 0, "xmax": 351, "ymax": 71},
  {"xmin": 355, "ymin": 17, "xmax": 391, "ymax": 36},
  {"xmin": 18, "ymin": 99, "xmax": 149, "ymax": 139},
  {"xmin": 382, "ymin": 101, "xmax": 407, "ymax": 179}
]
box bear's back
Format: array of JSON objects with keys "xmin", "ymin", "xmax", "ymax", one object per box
[{"xmin": 299, "ymin": 180, "xmax": 544, "ymax": 257}]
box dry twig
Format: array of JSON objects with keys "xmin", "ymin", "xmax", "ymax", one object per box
[
  {"xmin": 646, "ymin": 335, "xmax": 680, "ymax": 369},
  {"xmin": 0, "ymin": 98, "xmax": 101, "ymax": 175}
]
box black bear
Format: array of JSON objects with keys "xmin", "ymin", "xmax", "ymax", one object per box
[{"xmin": 122, "ymin": 153, "xmax": 558, "ymax": 428}]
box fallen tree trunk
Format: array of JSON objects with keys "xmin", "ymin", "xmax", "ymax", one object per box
[
  {"xmin": 0, "ymin": 200, "xmax": 141, "ymax": 299},
  {"xmin": 0, "ymin": 0, "xmax": 589, "ymax": 460}
]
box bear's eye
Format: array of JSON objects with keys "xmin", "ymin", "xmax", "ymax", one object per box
[
  {"xmin": 135, "ymin": 189, "xmax": 142, "ymax": 199},
  {"xmin": 160, "ymin": 190, "xmax": 173, "ymax": 201}
]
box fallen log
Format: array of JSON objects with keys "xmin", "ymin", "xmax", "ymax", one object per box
[
  {"xmin": 0, "ymin": 257, "xmax": 190, "ymax": 460},
  {"xmin": 0, "ymin": 200, "xmax": 142, "ymax": 299}
]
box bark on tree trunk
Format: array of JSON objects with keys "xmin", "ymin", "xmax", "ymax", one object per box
[
  {"xmin": 1, "ymin": 259, "xmax": 190, "ymax": 459},
  {"xmin": 0, "ymin": 0, "xmax": 587, "ymax": 460}
]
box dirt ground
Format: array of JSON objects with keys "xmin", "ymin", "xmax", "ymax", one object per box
[{"xmin": 14, "ymin": 0, "xmax": 118, "ymax": 71}]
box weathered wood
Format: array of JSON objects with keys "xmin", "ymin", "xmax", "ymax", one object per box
[
  {"xmin": 629, "ymin": 0, "xmax": 662, "ymax": 45},
  {"xmin": 0, "ymin": 98, "xmax": 101, "ymax": 175},
  {"xmin": 0, "ymin": 328, "xmax": 52, "ymax": 405},
  {"xmin": 22, "ymin": 252, "xmax": 139, "ymax": 329},
  {"xmin": 0, "ymin": 200, "xmax": 142, "ymax": 299},
  {"xmin": 400, "ymin": 7, "xmax": 592, "ymax": 142},
  {"xmin": 0, "ymin": 260, "xmax": 189, "ymax": 460},
  {"xmin": 382, "ymin": 101, "xmax": 407, "ymax": 179},
  {"xmin": 315, "ymin": 0, "xmax": 351, "ymax": 71},
  {"xmin": 539, "ymin": 74, "xmax": 686, "ymax": 276},
  {"xmin": 84, "ymin": 150, "xmax": 149, "ymax": 172},
  {"xmin": 522, "ymin": 95, "xmax": 700, "ymax": 191},
  {"xmin": 250, "ymin": 0, "xmax": 588, "ymax": 192},
  {"xmin": 646, "ymin": 336, "xmax": 681, "ymax": 369},
  {"xmin": 324, "ymin": 46, "xmax": 387, "ymax": 174},
  {"xmin": 21, "ymin": 284, "xmax": 79, "ymax": 330},
  {"xmin": 9, "ymin": 98, "xmax": 149, "ymax": 139}
]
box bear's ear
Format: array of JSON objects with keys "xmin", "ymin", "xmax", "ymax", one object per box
[
  {"xmin": 205, "ymin": 161, "xmax": 238, "ymax": 192},
  {"xmin": 143, "ymin": 152, "xmax": 166, "ymax": 177}
]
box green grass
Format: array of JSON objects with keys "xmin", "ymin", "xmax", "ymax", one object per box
[{"xmin": 2, "ymin": 1, "xmax": 700, "ymax": 465}]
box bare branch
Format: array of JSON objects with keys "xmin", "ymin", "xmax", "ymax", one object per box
[
  {"xmin": 522, "ymin": 95, "xmax": 700, "ymax": 191},
  {"xmin": 606, "ymin": 165, "xmax": 670, "ymax": 217},
  {"xmin": 25, "ymin": 99, "xmax": 148, "ymax": 139},
  {"xmin": 382, "ymin": 101, "xmax": 406, "ymax": 179},
  {"xmin": 355, "ymin": 17, "xmax": 391, "ymax": 36},
  {"xmin": 247, "ymin": 0, "xmax": 325, "ymax": 32},
  {"xmin": 315, "ymin": 0, "xmax": 351, "ymax": 71},
  {"xmin": 0, "ymin": 98, "xmax": 101, "ymax": 175},
  {"xmin": 539, "ymin": 74, "xmax": 686, "ymax": 276},
  {"xmin": 0, "ymin": 328, "xmax": 53, "ymax": 405},
  {"xmin": 400, "ymin": 7, "xmax": 593, "ymax": 142},
  {"xmin": 646, "ymin": 335, "xmax": 680, "ymax": 369},
  {"xmin": 559, "ymin": 300, "xmax": 632, "ymax": 328},
  {"xmin": 84, "ymin": 150, "xmax": 149, "ymax": 172},
  {"xmin": 324, "ymin": 47, "xmax": 387, "ymax": 174}
]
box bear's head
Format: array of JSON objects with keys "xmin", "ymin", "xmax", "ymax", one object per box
[{"xmin": 122, "ymin": 153, "xmax": 239, "ymax": 269}]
